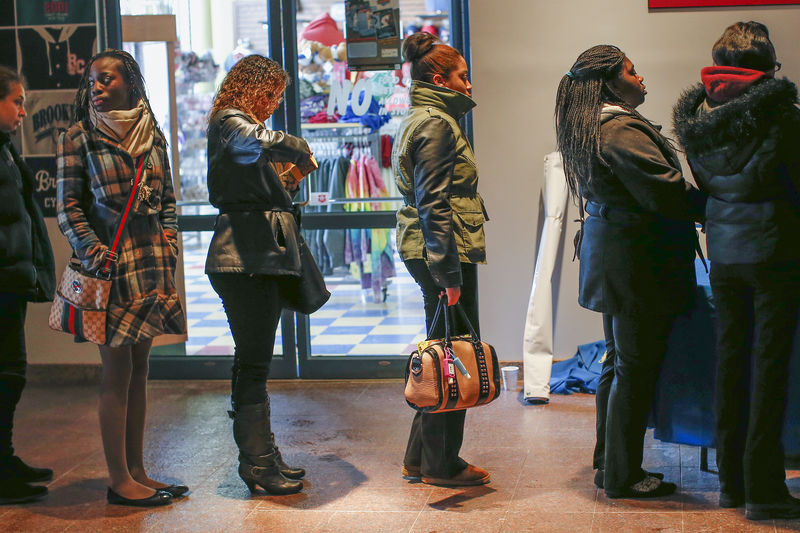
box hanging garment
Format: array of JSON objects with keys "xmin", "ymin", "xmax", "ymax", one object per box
[{"xmin": 523, "ymin": 152, "xmax": 570, "ymax": 401}]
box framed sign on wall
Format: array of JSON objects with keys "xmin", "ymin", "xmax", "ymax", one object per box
[{"xmin": 650, "ymin": 0, "xmax": 800, "ymax": 7}]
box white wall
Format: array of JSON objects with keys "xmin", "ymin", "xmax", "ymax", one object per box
[
  {"xmin": 27, "ymin": 1, "xmax": 800, "ymax": 366},
  {"xmin": 469, "ymin": 0, "xmax": 800, "ymax": 361}
]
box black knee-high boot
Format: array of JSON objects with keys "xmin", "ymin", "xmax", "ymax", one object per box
[
  {"xmin": 229, "ymin": 403, "xmax": 302, "ymax": 495},
  {"xmin": 265, "ymin": 397, "xmax": 305, "ymax": 480}
]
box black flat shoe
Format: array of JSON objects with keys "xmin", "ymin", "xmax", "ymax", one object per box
[
  {"xmin": 106, "ymin": 487, "xmax": 172, "ymax": 507},
  {"xmin": 605, "ymin": 476, "xmax": 677, "ymax": 499},
  {"xmin": 160, "ymin": 484, "xmax": 189, "ymax": 498},
  {"xmin": 594, "ymin": 468, "xmax": 663, "ymax": 489}
]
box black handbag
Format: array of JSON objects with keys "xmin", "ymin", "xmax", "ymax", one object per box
[{"xmin": 279, "ymin": 237, "xmax": 331, "ymax": 314}]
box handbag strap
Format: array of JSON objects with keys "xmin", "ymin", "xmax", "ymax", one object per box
[{"xmin": 97, "ymin": 152, "xmax": 150, "ymax": 279}]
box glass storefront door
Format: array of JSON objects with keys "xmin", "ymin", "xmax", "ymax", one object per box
[{"xmin": 114, "ymin": 0, "xmax": 471, "ymax": 379}]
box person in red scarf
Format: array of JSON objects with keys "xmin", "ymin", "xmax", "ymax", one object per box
[{"xmin": 674, "ymin": 21, "xmax": 800, "ymax": 521}]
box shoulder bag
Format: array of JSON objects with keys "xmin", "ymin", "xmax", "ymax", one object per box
[
  {"xmin": 48, "ymin": 153, "xmax": 149, "ymax": 344},
  {"xmin": 404, "ymin": 295, "xmax": 501, "ymax": 413}
]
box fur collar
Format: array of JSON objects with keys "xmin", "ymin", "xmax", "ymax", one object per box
[{"xmin": 673, "ymin": 77, "xmax": 799, "ymax": 154}]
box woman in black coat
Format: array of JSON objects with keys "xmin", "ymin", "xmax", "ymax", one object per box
[
  {"xmin": 673, "ymin": 22, "xmax": 800, "ymax": 521},
  {"xmin": 555, "ymin": 45, "xmax": 705, "ymax": 498},
  {"xmin": 205, "ymin": 55, "xmax": 319, "ymax": 495},
  {"xmin": 0, "ymin": 65, "xmax": 55, "ymax": 505}
]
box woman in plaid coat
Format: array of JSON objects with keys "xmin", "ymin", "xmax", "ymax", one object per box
[{"xmin": 56, "ymin": 50, "xmax": 185, "ymax": 507}]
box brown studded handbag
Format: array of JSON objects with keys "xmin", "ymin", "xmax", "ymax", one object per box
[
  {"xmin": 404, "ymin": 295, "xmax": 501, "ymax": 413},
  {"xmin": 48, "ymin": 153, "xmax": 149, "ymax": 344}
]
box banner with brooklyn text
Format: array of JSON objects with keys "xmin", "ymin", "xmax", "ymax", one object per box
[{"xmin": 1, "ymin": 0, "xmax": 98, "ymax": 216}]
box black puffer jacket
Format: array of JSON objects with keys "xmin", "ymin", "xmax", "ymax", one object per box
[
  {"xmin": 673, "ymin": 78, "xmax": 800, "ymax": 264},
  {"xmin": 0, "ymin": 132, "xmax": 55, "ymax": 301},
  {"xmin": 205, "ymin": 108, "xmax": 314, "ymax": 276}
]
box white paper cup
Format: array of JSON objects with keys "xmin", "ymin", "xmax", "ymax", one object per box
[{"xmin": 501, "ymin": 365, "xmax": 519, "ymax": 391}]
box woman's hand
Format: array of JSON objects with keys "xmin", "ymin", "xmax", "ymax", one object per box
[
  {"xmin": 442, "ymin": 286, "xmax": 461, "ymax": 306},
  {"xmin": 296, "ymin": 153, "xmax": 318, "ymax": 176}
]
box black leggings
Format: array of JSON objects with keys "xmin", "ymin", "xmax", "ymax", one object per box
[
  {"xmin": 402, "ymin": 259, "xmax": 479, "ymax": 478},
  {"xmin": 208, "ymin": 273, "xmax": 283, "ymax": 409}
]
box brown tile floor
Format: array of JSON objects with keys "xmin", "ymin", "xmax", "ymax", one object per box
[{"xmin": 4, "ymin": 379, "xmax": 800, "ymax": 532}]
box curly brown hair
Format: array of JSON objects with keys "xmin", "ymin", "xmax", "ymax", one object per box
[{"xmin": 211, "ymin": 55, "xmax": 289, "ymax": 122}]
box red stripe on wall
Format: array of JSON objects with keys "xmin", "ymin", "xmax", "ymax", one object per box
[{"xmin": 650, "ymin": 0, "xmax": 800, "ymax": 7}]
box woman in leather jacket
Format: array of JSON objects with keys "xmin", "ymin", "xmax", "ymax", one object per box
[
  {"xmin": 673, "ymin": 22, "xmax": 800, "ymax": 520},
  {"xmin": 393, "ymin": 32, "xmax": 490, "ymax": 487},
  {"xmin": 205, "ymin": 55, "xmax": 317, "ymax": 495},
  {"xmin": 555, "ymin": 45, "xmax": 704, "ymax": 498}
]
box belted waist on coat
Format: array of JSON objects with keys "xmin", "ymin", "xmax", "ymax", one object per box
[
  {"xmin": 585, "ymin": 201, "xmax": 653, "ymax": 224},
  {"xmin": 402, "ymin": 193, "xmax": 482, "ymax": 208},
  {"xmin": 218, "ymin": 204, "xmax": 301, "ymax": 225}
]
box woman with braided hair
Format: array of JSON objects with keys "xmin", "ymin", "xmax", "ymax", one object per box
[
  {"xmin": 57, "ymin": 49, "xmax": 186, "ymax": 506},
  {"xmin": 555, "ymin": 45, "xmax": 705, "ymax": 498}
]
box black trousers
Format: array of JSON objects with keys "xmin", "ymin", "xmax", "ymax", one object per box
[
  {"xmin": 0, "ymin": 293, "xmax": 28, "ymax": 458},
  {"xmin": 710, "ymin": 261, "xmax": 800, "ymax": 504},
  {"xmin": 601, "ymin": 311, "xmax": 677, "ymax": 492},
  {"xmin": 593, "ymin": 313, "xmax": 616, "ymax": 471},
  {"xmin": 208, "ymin": 273, "xmax": 283, "ymax": 409},
  {"xmin": 402, "ymin": 259, "xmax": 479, "ymax": 478}
]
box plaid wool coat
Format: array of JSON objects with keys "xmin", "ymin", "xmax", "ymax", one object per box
[{"xmin": 56, "ymin": 123, "xmax": 185, "ymax": 346}]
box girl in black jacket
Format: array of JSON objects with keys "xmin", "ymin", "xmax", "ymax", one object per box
[
  {"xmin": 555, "ymin": 45, "xmax": 704, "ymax": 498},
  {"xmin": 673, "ymin": 22, "xmax": 800, "ymax": 521},
  {"xmin": 0, "ymin": 65, "xmax": 55, "ymax": 505},
  {"xmin": 205, "ymin": 55, "xmax": 318, "ymax": 495}
]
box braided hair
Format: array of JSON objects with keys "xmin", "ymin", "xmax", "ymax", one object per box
[
  {"xmin": 71, "ymin": 49, "xmax": 164, "ymax": 140},
  {"xmin": 554, "ymin": 45, "xmax": 640, "ymax": 203}
]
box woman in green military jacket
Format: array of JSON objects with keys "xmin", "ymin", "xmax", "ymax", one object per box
[{"xmin": 392, "ymin": 32, "xmax": 490, "ymax": 487}]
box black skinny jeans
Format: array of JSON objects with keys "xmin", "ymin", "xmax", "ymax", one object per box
[
  {"xmin": 0, "ymin": 293, "xmax": 27, "ymax": 458},
  {"xmin": 208, "ymin": 273, "xmax": 283, "ymax": 410},
  {"xmin": 402, "ymin": 259, "xmax": 479, "ymax": 478},
  {"xmin": 600, "ymin": 311, "xmax": 677, "ymax": 492},
  {"xmin": 710, "ymin": 260, "xmax": 800, "ymax": 504}
]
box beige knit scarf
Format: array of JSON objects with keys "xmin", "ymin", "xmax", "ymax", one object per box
[{"xmin": 90, "ymin": 99, "xmax": 154, "ymax": 157}]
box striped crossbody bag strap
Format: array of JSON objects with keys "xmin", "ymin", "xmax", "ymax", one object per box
[{"xmin": 97, "ymin": 152, "xmax": 150, "ymax": 279}]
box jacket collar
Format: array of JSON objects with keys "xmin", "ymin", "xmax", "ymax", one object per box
[
  {"xmin": 409, "ymin": 81, "xmax": 476, "ymax": 120},
  {"xmin": 673, "ymin": 77, "xmax": 799, "ymax": 154},
  {"xmin": 0, "ymin": 131, "xmax": 9, "ymax": 146}
]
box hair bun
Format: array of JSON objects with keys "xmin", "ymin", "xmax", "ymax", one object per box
[{"xmin": 402, "ymin": 32, "xmax": 437, "ymax": 63}]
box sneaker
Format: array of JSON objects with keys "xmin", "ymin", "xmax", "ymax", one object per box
[
  {"xmin": 0, "ymin": 456, "xmax": 53, "ymax": 483},
  {"xmin": 421, "ymin": 464, "xmax": 490, "ymax": 487},
  {"xmin": 605, "ymin": 475, "xmax": 677, "ymax": 499},
  {"xmin": 594, "ymin": 468, "xmax": 663, "ymax": 489},
  {"xmin": 746, "ymin": 495, "xmax": 800, "ymax": 521},
  {"xmin": 0, "ymin": 479, "xmax": 48, "ymax": 505}
]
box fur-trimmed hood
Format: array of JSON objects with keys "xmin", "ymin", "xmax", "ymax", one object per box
[{"xmin": 673, "ymin": 77, "xmax": 800, "ymax": 156}]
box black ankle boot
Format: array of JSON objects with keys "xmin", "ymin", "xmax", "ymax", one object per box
[
  {"xmin": 0, "ymin": 456, "xmax": 53, "ymax": 483},
  {"xmin": 238, "ymin": 452, "xmax": 303, "ymax": 495},
  {"xmin": 0, "ymin": 479, "xmax": 48, "ymax": 505},
  {"xmin": 230, "ymin": 404, "xmax": 303, "ymax": 495},
  {"xmin": 270, "ymin": 433, "xmax": 305, "ymax": 480}
]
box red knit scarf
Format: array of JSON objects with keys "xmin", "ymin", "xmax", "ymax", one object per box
[{"xmin": 701, "ymin": 66, "xmax": 766, "ymax": 104}]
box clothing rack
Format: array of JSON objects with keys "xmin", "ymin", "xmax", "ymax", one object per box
[{"xmin": 302, "ymin": 123, "xmax": 382, "ymax": 161}]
